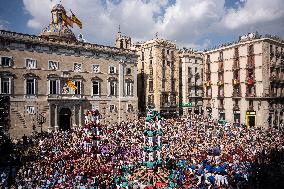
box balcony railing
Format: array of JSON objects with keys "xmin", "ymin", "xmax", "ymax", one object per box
[
  {"xmin": 248, "ymin": 105, "xmax": 254, "ymax": 111},
  {"xmin": 246, "ymin": 93, "xmax": 256, "ymax": 98},
  {"xmin": 270, "ymin": 75, "xmax": 280, "ymax": 82},
  {"xmin": 246, "ymin": 78, "xmax": 254, "ymax": 85},
  {"xmin": 246, "ymin": 63, "xmax": 254, "ymax": 69},
  {"xmin": 233, "ymin": 79, "xmax": 240, "ymax": 85},
  {"xmin": 161, "ymin": 102, "xmax": 177, "ymax": 108},
  {"xmin": 232, "ymin": 63, "xmax": 240, "ymax": 70},
  {"xmin": 218, "ymin": 104, "xmax": 225, "ymax": 110},
  {"xmin": 217, "ymin": 80, "xmax": 224, "ymax": 86},
  {"xmin": 48, "ymin": 94, "xmax": 83, "ymax": 99},
  {"xmin": 217, "ymin": 93, "xmax": 224, "ymax": 98},
  {"xmin": 204, "ymin": 81, "xmax": 211, "ymax": 87},
  {"xmin": 233, "ymin": 104, "xmax": 240, "ymax": 110},
  {"xmin": 218, "ymin": 67, "xmax": 224, "ymax": 72},
  {"xmin": 232, "ymin": 91, "xmax": 241, "ymax": 98}
]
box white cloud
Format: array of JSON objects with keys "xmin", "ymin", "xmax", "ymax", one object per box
[
  {"xmin": 222, "ymin": 0, "xmax": 284, "ymax": 30},
  {"xmin": 0, "ymin": 20, "xmax": 10, "ymax": 30},
  {"xmin": 22, "ymin": 0, "xmax": 284, "ymax": 48}
]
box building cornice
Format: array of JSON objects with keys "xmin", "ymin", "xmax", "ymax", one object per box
[
  {"xmin": 203, "ymin": 37, "xmax": 284, "ymax": 54},
  {"xmin": 0, "ymin": 30, "xmax": 138, "ymax": 58}
]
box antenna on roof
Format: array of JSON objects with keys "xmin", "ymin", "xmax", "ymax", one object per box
[
  {"xmin": 118, "ymin": 25, "xmax": 121, "ymax": 33},
  {"xmin": 155, "ymin": 32, "xmax": 158, "ymax": 38}
]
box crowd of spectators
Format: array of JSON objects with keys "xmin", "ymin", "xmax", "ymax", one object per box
[{"xmin": 0, "ymin": 113, "xmax": 284, "ymax": 188}]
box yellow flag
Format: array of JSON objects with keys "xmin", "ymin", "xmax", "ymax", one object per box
[
  {"xmin": 67, "ymin": 80, "xmax": 77, "ymax": 91},
  {"xmin": 61, "ymin": 12, "xmax": 73, "ymax": 28},
  {"xmin": 70, "ymin": 10, "xmax": 82, "ymax": 29}
]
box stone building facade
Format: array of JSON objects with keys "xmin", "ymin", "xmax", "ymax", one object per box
[
  {"xmin": 203, "ymin": 33, "xmax": 284, "ymax": 128},
  {"xmin": 132, "ymin": 38, "xmax": 180, "ymax": 117},
  {"xmin": 0, "ymin": 4, "xmax": 138, "ymax": 138},
  {"xmin": 179, "ymin": 49, "xmax": 204, "ymax": 116}
]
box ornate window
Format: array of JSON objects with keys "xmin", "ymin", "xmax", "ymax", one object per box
[
  {"xmin": 74, "ymin": 63, "xmax": 82, "ymax": 72},
  {"xmin": 126, "ymin": 68, "xmax": 131, "ymax": 75},
  {"xmin": 109, "ymin": 104, "xmax": 117, "ymax": 112},
  {"xmin": 109, "ymin": 66, "xmax": 116, "ymax": 74},
  {"xmin": 48, "ymin": 61, "xmax": 59, "ymax": 70},
  {"xmin": 25, "ymin": 58, "xmax": 37, "ymax": 69},
  {"xmin": 108, "ymin": 80, "xmax": 117, "ymax": 96},
  {"xmin": 125, "ymin": 81, "xmax": 133, "ymax": 96},
  {"xmin": 49, "ymin": 80, "xmax": 60, "ymax": 94},
  {"xmin": 26, "ymin": 106, "xmax": 35, "ymax": 115},
  {"xmin": 127, "ymin": 104, "xmax": 134, "ymax": 112},
  {"xmin": 0, "ymin": 78, "xmax": 11, "ymax": 94},
  {"xmin": 26, "ymin": 78, "xmax": 36, "ymax": 95},
  {"xmin": 92, "ymin": 81, "xmax": 100, "ymax": 96},
  {"xmin": 92, "ymin": 65, "xmax": 100, "ymax": 73},
  {"xmin": 1, "ymin": 56, "xmax": 12, "ymax": 67}
]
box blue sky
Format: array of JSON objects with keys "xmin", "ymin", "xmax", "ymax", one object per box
[{"xmin": 0, "ymin": 0, "xmax": 283, "ymax": 50}]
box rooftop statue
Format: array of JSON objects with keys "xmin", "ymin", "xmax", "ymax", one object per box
[{"xmin": 39, "ymin": 4, "xmax": 77, "ymax": 42}]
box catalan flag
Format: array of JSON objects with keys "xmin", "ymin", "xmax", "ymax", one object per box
[
  {"xmin": 61, "ymin": 12, "xmax": 73, "ymax": 28},
  {"xmin": 67, "ymin": 80, "xmax": 77, "ymax": 91},
  {"xmin": 70, "ymin": 9, "xmax": 82, "ymax": 29}
]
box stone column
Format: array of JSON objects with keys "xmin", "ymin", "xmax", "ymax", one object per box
[
  {"xmin": 72, "ymin": 105, "xmax": 77, "ymax": 130},
  {"xmin": 118, "ymin": 62, "xmax": 124, "ymax": 123},
  {"xmin": 54, "ymin": 104, "xmax": 59, "ymax": 132},
  {"xmin": 48, "ymin": 104, "xmax": 53, "ymax": 132},
  {"xmin": 79, "ymin": 104, "xmax": 82, "ymax": 128},
  {"xmin": 133, "ymin": 63, "xmax": 138, "ymax": 98}
]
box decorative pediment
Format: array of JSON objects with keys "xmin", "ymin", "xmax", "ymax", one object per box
[
  {"xmin": 0, "ymin": 71, "xmax": 16, "ymax": 78},
  {"xmin": 73, "ymin": 75, "xmax": 84, "ymax": 79},
  {"xmin": 47, "ymin": 74, "xmax": 60, "ymax": 79},
  {"xmin": 125, "ymin": 78, "xmax": 133, "ymax": 82},
  {"xmin": 23, "ymin": 73, "xmax": 39, "ymax": 78},
  {"xmin": 107, "ymin": 77, "xmax": 118, "ymax": 81},
  {"xmin": 91, "ymin": 76, "xmax": 103, "ymax": 81}
]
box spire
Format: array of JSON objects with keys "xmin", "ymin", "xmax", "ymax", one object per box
[{"xmin": 118, "ymin": 24, "xmax": 121, "ymax": 33}]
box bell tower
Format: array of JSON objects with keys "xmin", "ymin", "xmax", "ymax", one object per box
[{"xmin": 115, "ymin": 25, "xmax": 132, "ymax": 49}]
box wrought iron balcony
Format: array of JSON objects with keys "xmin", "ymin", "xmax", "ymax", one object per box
[
  {"xmin": 232, "ymin": 63, "xmax": 240, "ymax": 70},
  {"xmin": 218, "ymin": 104, "xmax": 225, "ymax": 110},
  {"xmin": 217, "ymin": 93, "xmax": 224, "ymax": 98},
  {"xmin": 47, "ymin": 94, "xmax": 83, "ymax": 99},
  {"xmin": 218, "ymin": 67, "xmax": 224, "ymax": 73},
  {"xmin": 232, "ymin": 92, "xmax": 241, "ymax": 98},
  {"xmin": 232, "ymin": 79, "xmax": 240, "ymax": 85},
  {"xmin": 246, "ymin": 63, "xmax": 254, "ymax": 69},
  {"xmin": 246, "ymin": 78, "xmax": 254, "ymax": 85},
  {"xmin": 217, "ymin": 80, "xmax": 224, "ymax": 86},
  {"xmin": 233, "ymin": 104, "xmax": 240, "ymax": 110},
  {"xmin": 246, "ymin": 93, "xmax": 256, "ymax": 98}
]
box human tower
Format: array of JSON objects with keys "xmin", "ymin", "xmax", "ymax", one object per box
[
  {"xmin": 82, "ymin": 109, "xmax": 102, "ymax": 156},
  {"xmin": 133, "ymin": 109, "xmax": 168, "ymax": 185}
]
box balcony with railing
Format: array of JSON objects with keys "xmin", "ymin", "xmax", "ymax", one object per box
[
  {"xmin": 232, "ymin": 62, "xmax": 240, "ymax": 70},
  {"xmin": 246, "ymin": 78, "xmax": 255, "ymax": 85},
  {"xmin": 218, "ymin": 66, "xmax": 224, "ymax": 73},
  {"xmin": 48, "ymin": 93, "xmax": 83, "ymax": 99},
  {"xmin": 232, "ymin": 79, "xmax": 240, "ymax": 86},
  {"xmin": 246, "ymin": 63, "xmax": 254, "ymax": 70},
  {"xmin": 217, "ymin": 90, "xmax": 224, "ymax": 98},
  {"xmin": 270, "ymin": 75, "xmax": 280, "ymax": 83},
  {"xmin": 248, "ymin": 104, "xmax": 254, "ymax": 111},
  {"xmin": 218, "ymin": 103, "xmax": 225, "ymax": 110},
  {"xmin": 246, "ymin": 92, "xmax": 256, "ymax": 98},
  {"xmin": 217, "ymin": 80, "xmax": 224, "ymax": 86},
  {"xmin": 204, "ymin": 80, "xmax": 212, "ymax": 87},
  {"xmin": 233, "ymin": 104, "xmax": 240, "ymax": 110},
  {"xmin": 232, "ymin": 89, "xmax": 241, "ymax": 98}
]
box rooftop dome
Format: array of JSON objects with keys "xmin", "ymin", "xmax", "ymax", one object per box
[
  {"xmin": 52, "ymin": 4, "xmax": 65, "ymax": 12},
  {"xmin": 39, "ymin": 4, "xmax": 76, "ymax": 42}
]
